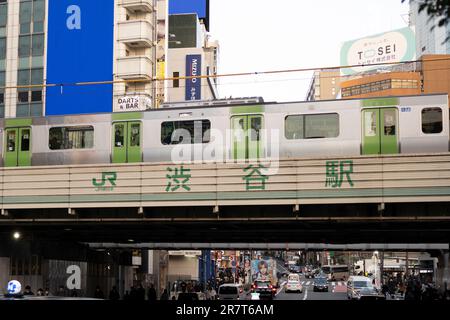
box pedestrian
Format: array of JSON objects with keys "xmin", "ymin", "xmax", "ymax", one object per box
[
  {"xmin": 71, "ymin": 288, "xmax": 78, "ymax": 297},
  {"xmin": 109, "ymin": 286, "xmax": 120, "ymax": 301},
  {"xmin": 160, "ymin": 288, "xmax": 169, "ymax": 300},
  {"xmin": 57, "ymin": 285, "xmax": 65, "ymax": 296},
  {"xmin": 147, "ymin": 283, "xmax": 157, "ymax": 301},
  {"xmin": 177, "ymin": 286, "xmax": 193, "ymax": 302},
  {"xmin": 94, "ymin": 285, "xmax": 105, "ymax": 299},
  {"xmin": 23, "ymin": 285, "xmax": 34, "ymax": 296},
  {"xmin": 130, "ymin": 286, "xmax": 138, "ymax": 300},
  {"xmin": 137, "ymin": 284, "xmax": 146, "ymax": 300},
  {"xmin": 123, "ymin": 290, "xmax": 130, "ymax": 300}
]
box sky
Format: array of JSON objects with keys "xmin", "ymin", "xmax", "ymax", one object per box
[{"xmin": 210, "ymin": 0, "xmax": 410, "ymax": 102}]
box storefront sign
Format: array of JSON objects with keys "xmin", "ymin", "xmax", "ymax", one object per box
[
  {"xmin": 169, "ymin": 250, "xmax": 202, "ymax": 256},
  {"xmin": 115, "ymin": 96, "xmax": 151, "ymax": 112}
]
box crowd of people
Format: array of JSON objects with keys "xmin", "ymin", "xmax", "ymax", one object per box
[{"xmin": 380, "ymin": 275, "xmax": 447, "ymax": 300}]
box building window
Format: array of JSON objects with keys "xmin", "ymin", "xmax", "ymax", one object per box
[
  {"xmin": 17, "ymin": 0, "xmax": 45, "ymax": 117},
  {"xmin": 173, "ymin": 72, "xmax": 180, "ymax": 88},
  {"xmin": 49, "ymin": 126, "xmax": 95, "ymax": 150},
  {"xmin": 422, "ymin": 108, "xmax": 442, "ymax": 134},
  {"xmin": 161, "ymin": 120, "xmax": 211, "ymax": 145}
]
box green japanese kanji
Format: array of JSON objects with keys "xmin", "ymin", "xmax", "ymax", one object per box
[
  {"xmin": 325, "ymin": 160, "xmax": 354, "ymax": 188},
  {"xmin": 166, "ymin": 166, "xmax": 191, "ymax": 192},
  {"xmin": 243, "ymin": 164, "xmax": 269, "ymax": 191}
]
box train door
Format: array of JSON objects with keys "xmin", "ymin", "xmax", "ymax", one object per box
[
  {"xmin": 4, "ymin": 127, "xmax": 31, "ymax": 167},
  {"xmin": 112, "ymin": 121, "xmax": 142, "ymax": 163},
  {"xmin": 362, "ymin": 108, "xmax": 398, "ymax": 155},
  {"xmin": 231, "ymin": 114, "xmax": 264, "ymax": 160}
]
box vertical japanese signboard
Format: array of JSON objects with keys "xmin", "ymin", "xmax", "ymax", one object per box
[{"xmin": 185, "ymin": 54, "xmax": 202, "ymax": 100}]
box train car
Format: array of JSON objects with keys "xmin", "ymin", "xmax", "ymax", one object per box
[{"xmin": 0, "ymin": 93, "xmax": 448, "ymax": 167}]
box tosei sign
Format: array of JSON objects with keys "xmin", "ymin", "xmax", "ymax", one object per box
[
  {"xmin": 185, "ymin": 54, "xmax": 202, "ymax": 100},
  {"xmin": 340, "ymin": 27, "xmax": 415, "ymax": 75}
]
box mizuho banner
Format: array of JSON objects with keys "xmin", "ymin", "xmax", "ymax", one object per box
[
  {"xmin": 185, "ymin": 54, "xmax": 202, "ymax": 100},
  {"xmin": 340, "ymin": 27, "xmax": 416, "ymax": 75}
]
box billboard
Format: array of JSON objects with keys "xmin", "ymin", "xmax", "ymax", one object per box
[
  {"xmin": 251, "ymin": 259, "xmax": 277, "ymax": 285},
  {"xmin": 185, "ymin": 54, "xmax": 202, "ymax": 100},
  {"xmin": 46, "ymin": 0, "xmax": 114, "ymax": 115},
  {"xmin": 340, "ymin": 27, "xmax": 416, "ymax": 75}
]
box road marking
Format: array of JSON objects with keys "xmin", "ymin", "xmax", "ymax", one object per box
[
  {"xmin": 332, "ymin": 282, "xmax": 336, "ymax": 286},
  {"xmin": 303, "ymin": 289, "xmax": 308, "ymax": 300},
  {"xmin": 306, "ymin": 281, "xmax": 310, "ymax": 286},
  {"xmin": 276, "ymin": 281, "xmax": 287, "ymax": 296}
]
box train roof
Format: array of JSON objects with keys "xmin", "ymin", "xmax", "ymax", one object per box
[{"xmin": 1, "ymin": 93, "xmax": 448, "ymax": 122}]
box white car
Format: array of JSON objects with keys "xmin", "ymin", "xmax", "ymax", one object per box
[{"xmin": 285, "ymin": 273, "xmax": 303, "ymax": 293}]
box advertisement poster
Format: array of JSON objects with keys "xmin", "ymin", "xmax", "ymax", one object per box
[{"xmin": 251, "ymin": 259, "xmax": 276, "ymax": 285}]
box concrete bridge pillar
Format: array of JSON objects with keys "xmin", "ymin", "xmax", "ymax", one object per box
[{"xmin": 436, "ymin": 250, "xmax": 449, "ymax": 294}]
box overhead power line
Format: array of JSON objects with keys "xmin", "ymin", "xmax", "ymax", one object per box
[{"xmin": 1, "ymin": 56, "xmax": 450, "ymax": 91}]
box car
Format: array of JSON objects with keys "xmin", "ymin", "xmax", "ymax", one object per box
[
  {"xmin": 285, "ymin": 273, "xmax": 303, "ymax": 293},
  {"xmin": 218, "ymin": 284, "xmax": 241, "ymax": 300},
  {"xmin": 305, "ymin": 268, "xmax": 319, "ymax": 279},
  {"xmin": 252, "ymin": 280, "xmax": 276, "ymax": 300},
  {"xmin": 313, "ymin": 277, "xmax": 329, "ymax": 292},
  {"xmin": 289, "ymin": 265, "xmax": 301, "ymax": 273},
  {"xmin": 347, "ymin": 276, "xmax": 385, "ymax": 300}
]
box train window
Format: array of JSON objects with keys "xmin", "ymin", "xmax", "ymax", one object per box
[
  {"xmin": 364, "ymin": 111, "xmax": 377, "ymax": 137},
  {"xmin": 250, "ymin": 117, "xmax": 262, "ymax": 141},
  {"xmin": 21, "ymin": 129, "xmax": 30, "ymax": 151},
  {"xmin": 114, "ymin": 124, "xmax": 125, "ymax": 147},
  {"xmin": 161, "ymin": 120, "xmax": 211, "ymax": 145},
  {"xmin": 7, "ymin": 130, "xmax": 16, "ymax": 151},
  {"xmin": 422, "ymin": 108, "xmax": 442, "ymax": 134},
  {"xmin": 384, "ymin": 110, "xmax": 396, "ymax": 136},
  {"xmin": 304, "ymin": 113, "xmax": 339, "ymax": 139},
  {"xmin": 285, "ymin": 115, "xmax": 304, "ymax": 140},
  {"xmin": 130, "ymin": 123, "xmax": 140, "ymax": 147},
  {"xmin": 285, "ymin": 113, "xmax": 339, "ymax": 139},
  {"xmin": 49, "ymin": 126, "xmax": 94, "ymax": 150}
]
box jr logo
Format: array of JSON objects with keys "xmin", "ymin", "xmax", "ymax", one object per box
[
  {"xmin": 66, "ymin": 5, "xmax": 81, "ymax": 30},
  {"xmin": 92, "ymin": 172, "xmax": 117, "ymax": 191}
]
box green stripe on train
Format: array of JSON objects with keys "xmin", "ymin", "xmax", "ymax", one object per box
[
  {"xmin": 231, "ymin": 105, "xmax": 264, "ymax": 114},
  {"xmin": 112, "ymin": 112, "xmax": 143, "ymax": 121},
  {"xmin": 5, "ymin": 118, "xmax": 32, "ymax": 127},
  {"xmin": 361, "ymin": 98, "xmax": 399, "ymax": 107}
]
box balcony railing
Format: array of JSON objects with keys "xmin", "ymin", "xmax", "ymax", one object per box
[
  {"xmin": 121, "ymin": 0, "xmax": 154, "ymax": 13},
  {"xmin": 117, "ymin": 56, "xmax": 153, "ymax": 80},
  {"xmin": 118, "ymin": 20, "xmax": 154, "ymax": 48}
]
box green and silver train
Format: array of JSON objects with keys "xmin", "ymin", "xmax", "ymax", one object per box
[{"xmin": 0, "ymin": 94, "xmax": 448, "ymax": 167}]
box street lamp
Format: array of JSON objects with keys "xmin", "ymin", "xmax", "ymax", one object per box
[{"xmin": 12, "ymin": 231, "xmax": 21, "ymax": 240}]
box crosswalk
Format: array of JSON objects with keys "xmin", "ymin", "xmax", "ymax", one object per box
[{"xmin": 299, "ymin": 280, "xmax": 347, "ymax": 287}]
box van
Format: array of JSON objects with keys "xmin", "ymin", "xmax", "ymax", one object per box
[
  {"xmin": 218, "ymin": 284, "xmax": 240, "ymax": 300},
  {"xmin": 347, "ymin": 276, "xmax": 383, "ymax": 300}
]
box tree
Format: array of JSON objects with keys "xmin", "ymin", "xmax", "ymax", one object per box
[{"xmin": 404, "ymin": 0, "xmax": 450, "ymax": 28}]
